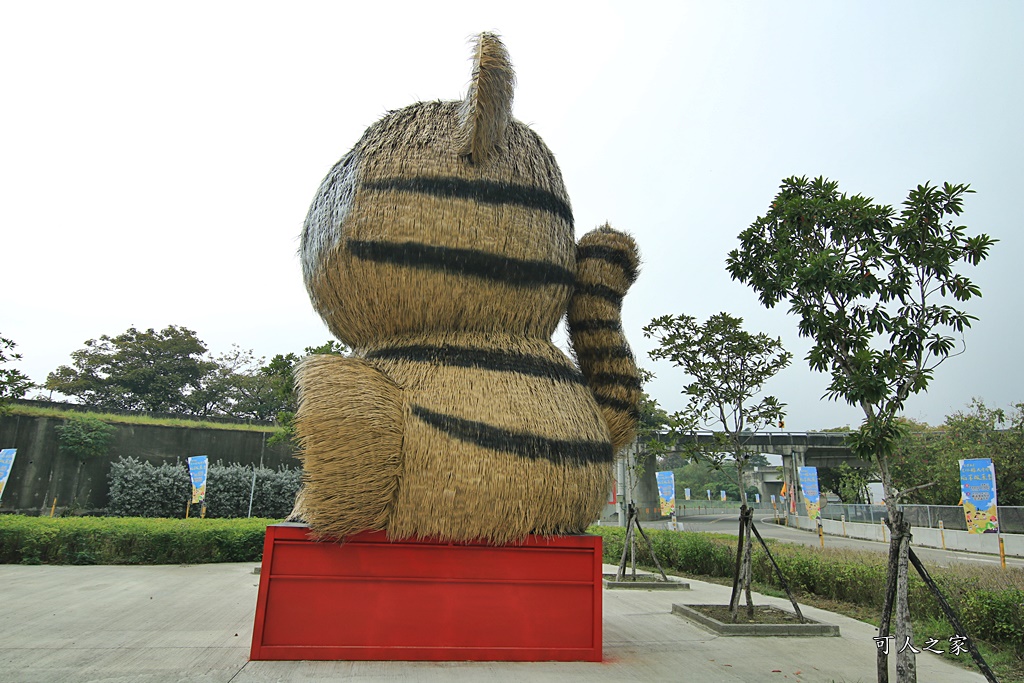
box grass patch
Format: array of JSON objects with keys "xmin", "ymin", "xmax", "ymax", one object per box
[
  {"xmin": 7, "ymin": 404, "xmax": 279, "ymax": 433},
  {"xmin": 0, "ymin": 515, "xmax": 275, "ymax": 564}
]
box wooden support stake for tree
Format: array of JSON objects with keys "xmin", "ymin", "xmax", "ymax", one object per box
[
  {"xmin": 616, "ymin": 502, "xmax": 668, "ymax": 582},
  {"xmin": 632, "ymin": 514, "xmax": 668, "ymax": 581},
  {"xmin": 748, "ymin": 520, "xmax": 804, "ymax": 622},
  {"xmin": 907, "ymin": 547, "xmax": 998, "ymax": 683},
  {"xmin": 616, "ymin": 505, "xmax": 633, "ymax": 582}
]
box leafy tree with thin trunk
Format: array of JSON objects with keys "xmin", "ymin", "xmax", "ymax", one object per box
[
  {"xmin": 0, "ymin": 334, "xmax": 34, "ymax": 414},
  {"xmin": 727, "ymin": 176, "xmax": 995, "ymax": 683},
  {"xmin": 644, "ymin": 312, "xmax": 790, "ymax": 621}
]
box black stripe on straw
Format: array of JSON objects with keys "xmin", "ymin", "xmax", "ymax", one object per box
[
  {"xmin": 594, "ymin": 394, "xmax": 642, "ymax": 420},
  {"xmin": 568, "ymin": 319, "xmax": 622, "ymax": 333},
  {"xmin": 347, "ymin": 240, "xmax": 576, "ymax": 289},
  {"xmin": 589, "ymin": 371, "xmax": 643, "ymax": 391},
  {"xmin": 366, "ymin": 345, "xmax": 586, "ymax": 385},
  {"xmin": 577, "ymin": 244, "xmax": 639, "ymax": 284},
  {"xmin": 363, "ymin": 176, "xmax": 574, "ymax": 226},
  {"xmin": 574, "ymin": 283, "xmax": 624, "ymax": 307},
  {"xmin": 576, "ymin": 345, "xmax": 634, "ymax": 364},
  {"xmin": 411, "ymin": 404, "xmax": 613, "ymax": 465}
]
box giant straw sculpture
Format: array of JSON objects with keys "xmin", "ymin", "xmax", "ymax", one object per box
[{"xmin": 295, "ymin": 32, "xmax": 642, "ymax": 544}]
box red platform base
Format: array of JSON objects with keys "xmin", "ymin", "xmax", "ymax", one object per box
[{"xmin": 249, "ymin": 524, "xmax": 602, "ymax": 662}]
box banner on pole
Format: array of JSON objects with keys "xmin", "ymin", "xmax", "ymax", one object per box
[
  {"xmin": 959, "ymin": 458, "xmax": 999, "ymax": 534},
  {"xmin": 706, "ymin": 489, "xmax": 711, "ymax": 501},
  {"xmin": 755, "ymin": 493, "xmax": 760, "ymax": 504},
  {"xmin": 684, "ymin": 487, "xmax": 691, "ymax": 501},
  {"xmin": 187, "ymin": 455, "xmax": 209, "ymax": 504},
  {"xmin": 0, "ymin": 449, "xmax": 16, "ymax": 502},
  {"xmin": 720, "ymin": 490, "xmax": 726, "ymax": 502},
  {"xmin": 798, "ymin": 466, "xmax": 821, "ymax": 520},
  {"xmin": 655, "ymin": 471, "xmax": 675, "ymax": 516}
]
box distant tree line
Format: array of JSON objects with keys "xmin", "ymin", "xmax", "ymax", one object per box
[{"xmin": 13, "ymin": 324, "xmax": 348, "ymax": 424}]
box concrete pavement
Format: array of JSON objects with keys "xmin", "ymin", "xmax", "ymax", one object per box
[{"xmin": 0, "ymin": 562, "xmax": 987, "ymax": 683}]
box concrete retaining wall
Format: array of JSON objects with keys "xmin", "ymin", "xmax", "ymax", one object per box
[{"xmin": 0, "ymin": 413, "xmax": 296, "ymax": 515}]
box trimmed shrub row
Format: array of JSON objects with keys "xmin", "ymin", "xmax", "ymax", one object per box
[
  {"xmin": 0, "ymin": 515, "xmax": 272, "ymax": 565},
  {"xmin": 590, "ymin": 526, "xmax": 1024, "ymax": 658},
  {"xmin": 108, "ymin": 456, "xmax": 300, "ymax": 518}
]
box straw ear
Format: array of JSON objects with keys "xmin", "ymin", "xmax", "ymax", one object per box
[{"xmin": 457, "ymin": 32, "xmax": 515, "ymax": 164}]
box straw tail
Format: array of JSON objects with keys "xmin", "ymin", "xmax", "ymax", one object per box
[
  {"xmin": 457, "ymin": 32, "xmax": 515, "ymax": 164},
  {"xmin": 291, "ymin": 355, "xmax": 405, "ymax": 538},
  {"xmin": 568, "ymin": 225, "xmax": 642, "ymax": 453}
]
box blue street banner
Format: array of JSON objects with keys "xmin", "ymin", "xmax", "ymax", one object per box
[
  {"xmin": 720, "ymin": 490, "xmax": 727, "ymax": 502},
  {"xmin": 706, "ymin": 489, "xmax": 711, "ymax": 501},
  {"xmin": 0, "ymin": 449, "xmax": 16, "ymax": 502},
  {"xmin": 798, "ymin": 466, "xmax": 821, "ymax": 520},
  {"xmin": 960, "ymin": 458, "xmax": 999, "ymax": 534},
  {"xmin": 187, "ymin": 455, "xmax": 208, "ymax": 504},
  {"xmin": 656, "ymin": 471, "xmax": 676, "ymax": 516},
  {"xmin": 755, "ymin": 493, "xmax": 761, "ymax": 504},
  {"xmin": 684, "ymin": 487, "xmax": 691, "ymax": 501}
]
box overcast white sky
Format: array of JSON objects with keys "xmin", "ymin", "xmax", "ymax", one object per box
[{"xmin": 2, "ymin": 1, "xmax": 1020, "ymax": 431}]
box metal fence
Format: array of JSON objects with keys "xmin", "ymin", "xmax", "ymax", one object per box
[{"xmin": 815, "ymin": 503, "xmax": 1024, "ymax": 534}]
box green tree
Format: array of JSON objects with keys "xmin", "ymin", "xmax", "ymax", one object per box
[
  {"xmin": 891, "ymin": 399, "xmax": 1024, "ymax": 507},
  {"xmin": 45, "ymin": 326, "xmax": 216, "ymax": 413},
  {"xmin": 184, "ymin": 345, "xmax": 295, "ymax": 421},
  {"xmin": 728, "ymin": 176, "xmax": 995, "ymax": 682},
  {"xmin": 0, "ymin": 334, "xmax": 34, "ymax": 414},
  {"xmin": 644, "ymin": 312, "xmax": 791, "ymax": 622},
  {"xmin": 819, "ymin": 462, "xmax": 873, "ymax": 504},
  {"xmin": 55, "ymin": 416, "xmax": 115, "ymax": 461},
  {"xmin": 55, "ymin": 415, "xmax": 116, "ymax": 508},
  {"xmin": 265, "ymin": 341, "xmax": 349, "ymax": 449}
]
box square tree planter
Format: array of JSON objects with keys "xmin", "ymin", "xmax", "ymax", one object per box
[
  {"xmin": 672, "ymin": 604, "xmax": 840, "ymax": 637},
  {"xmin": 250, "ymin": 523, "xmax": 603, "ymax": 661}
]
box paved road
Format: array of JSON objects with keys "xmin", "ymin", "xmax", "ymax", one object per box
[{"xmin": 671, "ymin": 511, "xmax": 1024, "ymax": 570}]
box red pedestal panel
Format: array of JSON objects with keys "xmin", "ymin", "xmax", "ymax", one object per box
[{"xmin": 249, "ymin": 524, "xmax": 602, "ymax": 661}]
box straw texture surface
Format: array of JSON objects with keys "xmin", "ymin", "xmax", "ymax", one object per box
[{"xmin": 294, "ymin": 32, "xmax": 642, "ymax": 543}]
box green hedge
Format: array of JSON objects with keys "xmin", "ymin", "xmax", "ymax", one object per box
[
  {"xmin": 0, "ymin": 516, "xmax": 273, "ymax": 565},
  {"xmin": 590, "ymin": 526, "xmax": 1024, "ymax": 658},
  {"xmin": 107, "ymin": 456, "xmax": 301, "ymax": 518}
]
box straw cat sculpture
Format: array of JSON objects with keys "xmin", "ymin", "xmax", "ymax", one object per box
[{"xmin": 294, "ymin": 32, "xmax": 641, "ymax": 543}]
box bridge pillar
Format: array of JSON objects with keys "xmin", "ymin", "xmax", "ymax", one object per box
[
  {"xmin": 602, "ymin": 443, "xmax": 661, "ymax": 524},
  {"xmin": 780, "ymin": 446, "xmax": 809, "ymax": 513}
]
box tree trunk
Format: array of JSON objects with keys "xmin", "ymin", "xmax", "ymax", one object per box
[
  {"xmin": 894, "ymin": 517, "xmax": 917, "ymax": 683},
  {"xmin": 742, "ymin": 514, "xmax": 755, "ymax": 618},
  {"xmin": 729, "ymin": 506, "xmax": 756, "ymax": 621},
  {"xmin": 876, "ymin": 457, "xmax": 917, "ymax": 683},
  {"xmin": 728, "ymin": 506, "xmax": 747, "ymax": 622},
  {"xmin": 876, "ymin": 516, "xmax": 900, "ymax": 683}
]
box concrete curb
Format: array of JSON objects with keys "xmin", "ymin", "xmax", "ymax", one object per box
[{"xmin": 672, "ymin": 603, "xmax": 841, "ymax": 637}]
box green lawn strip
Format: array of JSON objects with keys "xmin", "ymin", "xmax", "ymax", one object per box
[{"xmin": 7, "ymin": 404, "xmax": 279, "ymax": 433}]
